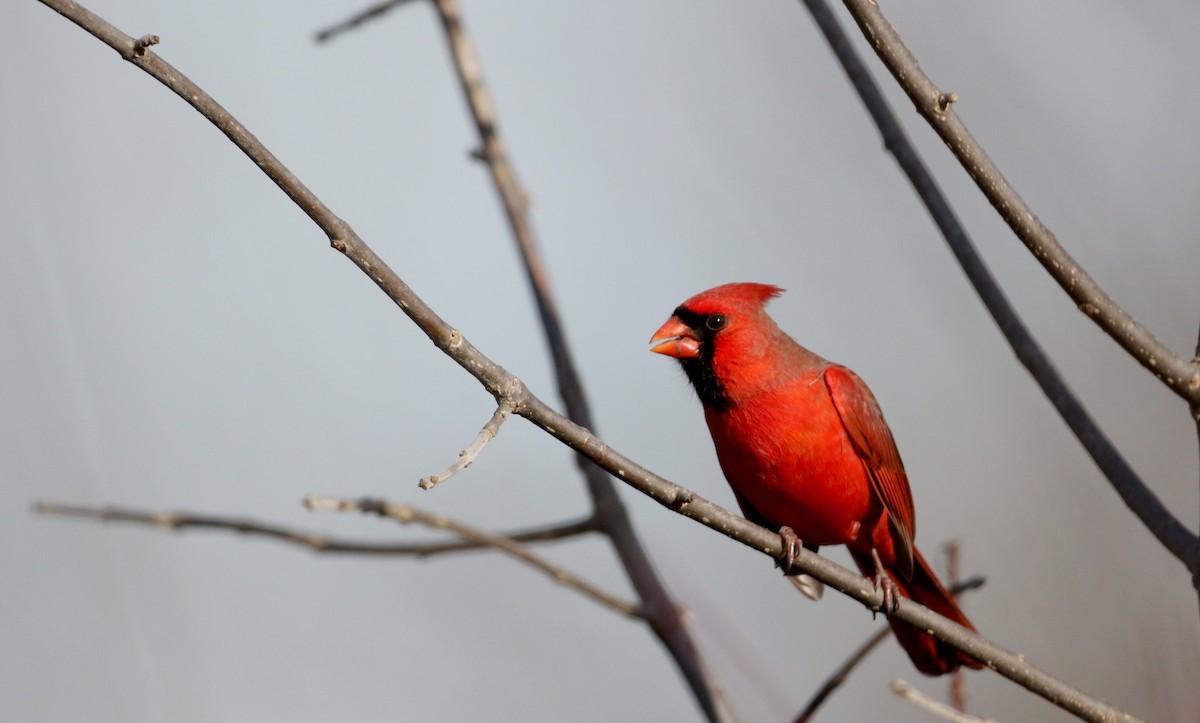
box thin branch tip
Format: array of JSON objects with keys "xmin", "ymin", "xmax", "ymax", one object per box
[
  {"xmin": 890, "ymin": 679, "xmax": 995, "ymax": 723},
  {"xmin": 313, "ymin": 0, "xmax": 417, "ymax": 44},
  {"xmin": 419, "ymin": 401, "xmax": 513, "ymax": 490}
]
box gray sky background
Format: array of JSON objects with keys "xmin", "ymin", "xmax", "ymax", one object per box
[{"xmin": 3, "ymin": 1, "xmax": 1198, "ymax": 721}]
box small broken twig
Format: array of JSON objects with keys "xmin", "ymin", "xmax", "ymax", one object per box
[
  {"xmin": 131, "ymin": 33, "xmax": 158, "ymax": 56},
  {"xmin": 890, "ymin": 679, "xmax": 996, "ymax": 723},
  {"xmin": 419, "ymin": 400, "xmax": 514, "ymax": 490}
]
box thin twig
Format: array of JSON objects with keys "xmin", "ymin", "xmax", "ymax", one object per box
[
  {"xmin": 34, "ymin": 501, "xmax": 597, "ymax": 557},
  {"xmin": 837, "ymin": 0, "xmax": 1200, "ymax": 406},
  {"xmin": 423, "ymin": 1, "xmax": 732, "ymax": 719},
  {"xmin": 419, "ymin": 400, "xmax": 513, "ymax": 490},
  {"xmin": 890, "ymin": 679, "xmax": 996, "ymax": 723},
  {"xmin": 313, "ymin": 0, "xmax": 415, "ymax": 43},
  {"xmin": 303, "ymin": 495, "xmax": 643, "ymax": 618},
  {"xmin": 1194, "ymin": 324, "xmax": 1200, "ymax": 618},
  {"xmin": 945, "ymin": 542, "xmax": 966, "ymax": 713},
  {"xmin": 33, "ymin": 3, "xmax": 1145, "ymax": 720},
  {"xmin": 795, "ymin": 628, "xmax": 889, "ymax": 723},
  {"xmin": 794, "ymin": 576, "xmax": 985, "ymax": 723},
  {"xmin": 799, "ymin": 0, "xmax": 1197, "ymax": 573}
]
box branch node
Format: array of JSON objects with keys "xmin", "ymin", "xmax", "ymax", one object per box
[
  {"xmin": 468, "ymin": 146, "xmax": 490, "ymax": 164},
  {"xmin": 669, "ymin": 488, "xmax": 695, "ymax": 511},
  {"xmin": 936, "ymin": 91, "xmax": 958, "ymax": 111},
  {"xmin": 302, "ymin": 493, "xmax": 347, "ymax": 512},
  {"xmin": 132, "ymin": 34, "xmax": 160, "ymax": 57}
]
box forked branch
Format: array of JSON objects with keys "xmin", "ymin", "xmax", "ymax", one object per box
[
  {"xmin": 36, "ymin": 498, "xmax": 635, "ymax": 616},
  {"xmin": 422, "ymin": 1, "xmax": 732, "ymax": 719},
  {"xmin": 838, "ymin": 0, "xmax": 1200, "ymax": 406},
  {"xmin": 34, "ymin": 500, "xmax": 597, "ymax": 557},
  {"xmin": 304, "ymin": 494, "xmax": 642, "ymax": 618},
  {"xmin": 799, "ymin": 0, "xmax": 1197, "ymax": 573},
  {"xmin": 794, "ymin": 575, "xmax": 985, "ymax": 723}
]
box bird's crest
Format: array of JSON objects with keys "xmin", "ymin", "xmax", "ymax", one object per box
[{"xmin": 678, "ymin": 282, "xmax": 784, "ymax": 315}]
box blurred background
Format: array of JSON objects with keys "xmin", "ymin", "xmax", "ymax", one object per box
[{"xmin": 3, "ymin": 1, "xmax": 1198, "ymax": 720}]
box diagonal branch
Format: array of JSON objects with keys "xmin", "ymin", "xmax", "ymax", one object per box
[
  {"xmin": 34, "ymin": 500, "xmax": 597, "ymax": 557},
  {"xmin": 799, "ymin": 0, "xmax": 1198, "ymax": 573},
  {"xmin": 794, "ymin": 575, "xmax": 985, "ymax": 723},
  {"xmin": 303, "ymin": 494, "xmax": 642, "ymax": 618},
  {"xmin": 31, "ymin": 2, "xmax": 1143, "ymax": 720},
  {"xmin": 945, "ymin": 542, "xmax": 968, "ymax": 714},
  {"xmin": 313, "ymin": 0, "xmax": 415, "ymax": 43},
  {"xmin": 890, "ymin": 679, "xmax": 996, "ymax": 723},
  {"xmin": 837, "ymin": 0, "xmax": 1200, "ymax": 407},
  {"xmin": 422, "ymin": 1, "xmax": 732, "ymax": 719}
]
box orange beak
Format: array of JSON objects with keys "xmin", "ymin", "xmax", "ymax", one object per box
[{"xmin": 649, "ymin": 316, "xmax": 701, "ymax": 359}]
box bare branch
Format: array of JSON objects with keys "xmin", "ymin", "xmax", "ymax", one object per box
[
  {"xmin": 796, "ymin": 629, "xmax": 889, "ymax": 723},
  {"xmin": 1194, "ymin": 324, "xmax": 1200, "ymax": 618},
  {"xmin": 945, "ymin": 542, "xmax": 967, "ymax": 714},
  {"xmin": 799, "ymin": 0, "xmax": 1198, "ymax": 572},
  {"xmin": 313, "ymin": 0, "xmax": 416, "ymax": 44},
  {"xmin": 890, "ymin": 680, "xmax": 996, "ymax": 723},
  {"xmin": 838, "ymin": 0, "xmax": 1200, "ymax": 406},
  {"xmin": 424, "ymin": 1, "xmax": 732, "ymax": 719},
  {"xmin": 34, "ymin": 501, "xmax": 597, "ymax": 557},
  {"xmin": 794, "ymin": 576, "xmax": 986, "ymax": 723},
  {"xmin": 303, "ymin": 495, "xmax": 643, "ymax": 619},
  {"xmin": 33, "ymin": 3, "xmax": 1145, "ymax": 719},
  {"xmin": 419, "ymin": 400, "xmax": 513, "ymax": 490}
]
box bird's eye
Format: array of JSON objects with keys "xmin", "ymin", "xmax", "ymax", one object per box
[{"xmin": 706, "ymin": 314, "xmax": 727, "ymax": 331}]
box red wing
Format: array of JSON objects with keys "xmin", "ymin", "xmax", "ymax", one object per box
[{"xmin": 823, "ymin": 366, "xmax": 915, "ymax": 580}]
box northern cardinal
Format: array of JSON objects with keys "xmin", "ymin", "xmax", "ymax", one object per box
[{"xmin": 650, "ymin": 282, "xmax": 980, "ymax": 675}]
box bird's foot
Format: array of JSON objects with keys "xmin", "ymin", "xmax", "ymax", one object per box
[
  {"xmin": 775, "ymin": 526, "xmax": 801, "ymax": 574},
  {"xmin": 777, "ymin": 527, "xmax": 824, "ymax": 600},
  {"xmin": 870, "ymin": 548, "xmax": 900, "ymax": 617}
]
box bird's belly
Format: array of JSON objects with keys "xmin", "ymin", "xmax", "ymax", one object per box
[{"xmin": 708, "ymin": 401, "xmax": 874, "ymax": 546}]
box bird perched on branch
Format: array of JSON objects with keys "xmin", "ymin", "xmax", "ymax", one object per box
[{"xmin": 650, "ymin": 282, "xmax": 980, "ymax": 675}]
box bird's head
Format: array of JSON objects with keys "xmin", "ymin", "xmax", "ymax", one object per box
[{"xmin": 649, "ymin": 282, "xmax": 786, "ymax": 409}]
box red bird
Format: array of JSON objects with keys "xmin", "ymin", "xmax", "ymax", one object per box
[{"xmin": 650, "ymin": 282, "xmax": 980, "ymax": 675}]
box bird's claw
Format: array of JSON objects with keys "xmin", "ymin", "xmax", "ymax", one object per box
[
  {"xmin": 872, "ymin": 572, "xmax": 900, "ymax": 617},
  {"xmin": 775, "ymin": 526, "xmax": 801, "ymax": 575},
  {"xmin": 870, "ymin": 548, "xmax": 900, "ymax": 617}
]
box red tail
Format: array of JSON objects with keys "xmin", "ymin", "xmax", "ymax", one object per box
[{"xmin": 850, "ymin": 546, "xmax": 982, "ymax": 676}]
